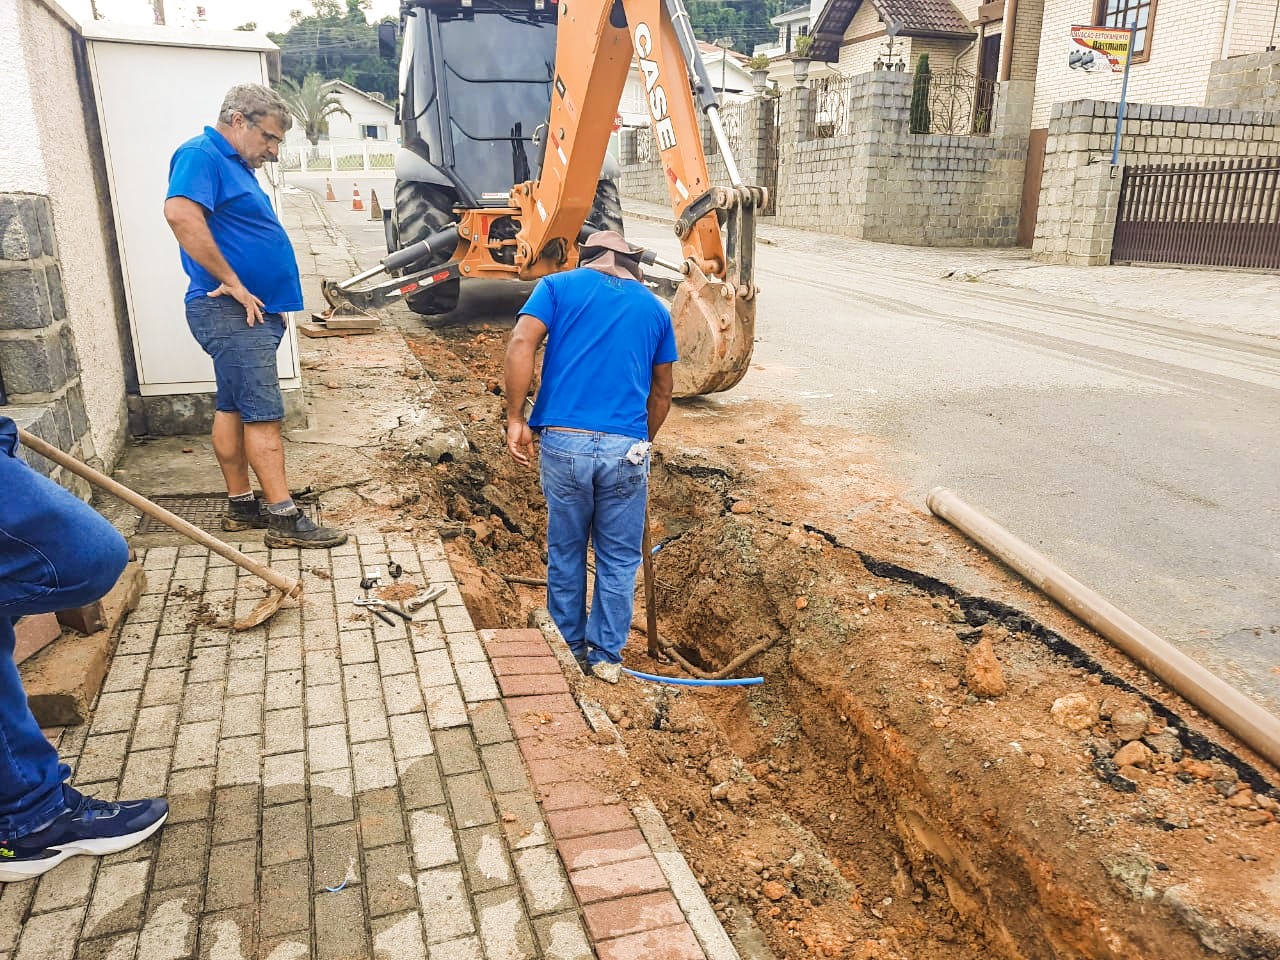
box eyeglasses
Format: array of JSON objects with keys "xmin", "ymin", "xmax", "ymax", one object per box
[{"xmin": 248, "ymin": 120, "xmax": 283, "ymax": 147}]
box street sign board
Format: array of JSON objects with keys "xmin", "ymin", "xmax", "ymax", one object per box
[{"xmin": 1068, "ymin": 25, "xmax": 1132, "ymax": 74}]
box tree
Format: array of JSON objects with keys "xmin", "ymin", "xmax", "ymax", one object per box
[
  {"xmin": 233, "ymin": 21, "xmax": 257, "ymax": 31},
  {"xmin": 909, "ymin": 54, "xmax": 931, "ymax": 134},
  {"xmin": 686, "ymin": 0, "xmax": 782, "ymax": 54},
  {"xmin": 277, "ymin": 73, "xmax": 353, "ymax": 145},
  {"xmin": 268, "ymin": 0, "xmax": 398, "ymax": 104}
]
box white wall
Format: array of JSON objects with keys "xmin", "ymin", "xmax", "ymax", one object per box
[
  {"xmin": 325, "ymin": 90, "xmax": 396, "ymax": 141},
  {"xmin": 284, "ymin": 86, "xmax": 397, "ymax": 148},
  {"xmin": 1227, "ymin": 0, "xmax": 1280, "ymax": 55},
  {"xmin": 1032, "ymin": 0, "xmax": 1232, "ymax": 126},
  {"xmin": 0, "ymin": 3, "xmax": 46, "ymax": 193},
  {"xmin": 4, "ymin": 0, "xmax": 130, "ymax": 467}
]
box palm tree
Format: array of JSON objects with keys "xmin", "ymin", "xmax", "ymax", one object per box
[{"xmin": 277, "ymin": 73, "xmax": 352, "ymax": 146}]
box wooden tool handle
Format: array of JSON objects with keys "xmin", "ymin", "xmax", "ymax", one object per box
[
  {"xmin": 641, "ymin": 505, "xmax": 661, "ymax": 660},
  {"xmin": 18, "ymin": 428, "xmax": 300, "ymax": 598}
]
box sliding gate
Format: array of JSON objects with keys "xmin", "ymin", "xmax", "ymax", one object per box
[{"xmin": 1112, "ymin": 159, "xmax": 1280, "ymax": 269}]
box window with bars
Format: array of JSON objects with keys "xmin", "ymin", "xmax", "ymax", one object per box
[{"xmin": 1095, "ymin": 0, "xmax": 1156, "ymax": 61}]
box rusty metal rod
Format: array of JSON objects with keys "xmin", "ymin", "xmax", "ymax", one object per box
[{"xmin": 926, "ymin": 486, "xmax": 1280, "ymax": 772}]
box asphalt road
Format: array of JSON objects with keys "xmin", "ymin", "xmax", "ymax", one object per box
[{"xmin": 299, "ymin": 173, "xmax": 1280, "ymax": 716}]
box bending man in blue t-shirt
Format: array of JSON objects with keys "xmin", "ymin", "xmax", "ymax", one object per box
[
  {"xmin": 164, "ymin": 83, "xmax": 345, "ymax": 549},
  {"xmin": 504, "ymin": 231, "xmax": 677, "ymax": 684}
]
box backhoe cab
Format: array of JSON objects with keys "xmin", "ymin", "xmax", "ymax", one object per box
[{"xmin": 321, "ymin": 0, "xmax": 764, "ymax": 396}]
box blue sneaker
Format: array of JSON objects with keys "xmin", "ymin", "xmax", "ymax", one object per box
[{"xmin": 0, "ymin": 786, "xmax": 168, "ymax": 883}]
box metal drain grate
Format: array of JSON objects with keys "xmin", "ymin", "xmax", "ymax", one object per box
[{"xmin": 136, "ymin": 495, "xmax": 227, "ymax": 535}]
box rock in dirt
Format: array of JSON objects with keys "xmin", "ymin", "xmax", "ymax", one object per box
[
  {"xmin": 1143, "ymin": 728, "xmax": 1183, "ymax": 761},
  {"xmin": 762, "ymin": 880, "xmax": 788, "ymax": 901},
  {"xmin": 1051, "ymin": 692, "xmax": 1099, "ymax": 731},
  {"xmin": 1113, "ymin": 740, "xmax": 1154, "ymax": 769},
  {"xmin": 1110, "ymin": 705, "xmax": 1152, "ymax": 742},
  {"xmin": 1179, "ymin": 759, "xmax": 1215, "ymax": 780},
  {"xmin": 710, "ymin": 782, "xmax": 751, "ymax": 807},
  {"xmin": 706, "ymin": 757, "xmax": 734, "ymax": 783},
  {"xmin": 730, "ymin": 500, "xmax": 755, "ymax": 514},
  {"xmin": 963, "ymin": 636, "xmax": 1006, "ymax": 697}
]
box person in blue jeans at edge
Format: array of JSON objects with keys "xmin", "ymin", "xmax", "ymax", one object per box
[
  {"xmin": 0, "ymin": 418, "xmax": 168, "ymax": 882},
  {"xmin": 504, "ymin": 230, "xmax": 677, "ymax": 684},
  {"xmin": 164, "ymin": 82, "xmax": 346, "ymax": 549}
]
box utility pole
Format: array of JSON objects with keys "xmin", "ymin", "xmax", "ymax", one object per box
[{"xmin": 714, "ymin": 36, "xmax": 734, "ymax": 93}]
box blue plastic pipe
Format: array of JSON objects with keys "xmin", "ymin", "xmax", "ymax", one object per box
[{"xmin": 621, "ymin": 668, "xmax": 763, "ymax": 687}]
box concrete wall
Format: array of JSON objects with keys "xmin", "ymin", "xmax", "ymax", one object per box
[
  {"xmin": 778, "ymin": 73, "xmax": 1028, "ymax": 245},
  {"xmin": 1031, "ymin": 0, "xmax": 1236, "ymax": 127},
  {"xmin": 0, "ymin": 0, "xmax": 131, "ymax": 479},
  {"xmin": 1207, "ymin": 48, "xmax": 1280, "ymax": 109},
  {"xmin": 1033, "ymin": 97, "xmax": 1280, "ymax": 263},
  {"xmin": 618, "ymin": 73, "xmax": 1031, "ymax": 248}
]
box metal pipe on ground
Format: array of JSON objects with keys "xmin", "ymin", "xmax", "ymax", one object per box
[{"xmin": 926, "ymin": 486, "xmax": 1280, "ymax": 772}]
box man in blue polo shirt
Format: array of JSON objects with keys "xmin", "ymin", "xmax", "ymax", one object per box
[
  {"xmin": 164, "ymin": 83, "xmax": 345, "ymax": 549},
  {"xmin": 504, "ymin": 231, "xmax": 677, "ymax": 684}
]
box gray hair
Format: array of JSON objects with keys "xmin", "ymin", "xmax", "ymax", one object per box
[{"xmin": 218, "ymin": 83, "xmax": 293, "ymax": 131}]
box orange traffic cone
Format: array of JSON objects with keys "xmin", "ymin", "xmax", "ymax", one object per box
[
  {"xmin": 325, "ymin": 178, "xmax": 336, "ymax": 202},
  {"xmin": 351, "ymin": 185, "xmax": 364, "ymax": 212},
  {"xmin": 368, "ymin": 189, "xmax": 382, "ymax": 222}
]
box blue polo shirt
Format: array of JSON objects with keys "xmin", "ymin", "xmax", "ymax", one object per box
[
  {"xmin": 166, "ymin": 126, "xmax": 303, "ymax": 313},
  {"xmin": 520, "ymin": 268, "xmax": 677, "ymax": 440}
]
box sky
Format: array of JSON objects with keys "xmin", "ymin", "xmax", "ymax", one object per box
[{"xmin": 59, "ymin": 0, "xmax": 398, "ymax": 35}]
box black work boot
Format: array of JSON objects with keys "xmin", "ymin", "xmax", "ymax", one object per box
[
  {"xmin": 222, "ymin": 496, "xmax": 268, "ymax": 532},
  {"xmin": 264, "ymin": 510, "xmax": 348, "ymax": 549}
]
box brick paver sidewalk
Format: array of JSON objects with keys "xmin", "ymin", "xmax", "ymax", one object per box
[{"xmin": 1, "ymin": 531, "xmax": 738, "ymax": 960}]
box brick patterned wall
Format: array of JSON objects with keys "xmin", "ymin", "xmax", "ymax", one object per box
[
  {"xmin": 1228, "ymin": 0, "xmax": 1278, "ymax": 55},
  {"xmin": 1007, "ymin": 0, "xmax": 1047, "ymax": 81},
  {"xmin": 0, "ymin": 194, "xmax": 94, "ymax": 495},
  {"xmin": 616, "ymin": 98, "xmax": 773, "ymax": 208},
  {"xmin": 1206, "ymin": 49, "xmax": 1280, "ymax": 109},
  {"xmin": 1032, "ymin": 97, "xmax": 1280, "ymax": 263},
  {"xmin": 618, "ymin": 73, "xmax": 1033, "ymax": 247},
  {"xmin": 1031, "ymin": 0, "xmax": 1233, "ymax": 127},
  {"xmin": 838, "ymin": 3, "xmax": 889, "ymax": 75}
]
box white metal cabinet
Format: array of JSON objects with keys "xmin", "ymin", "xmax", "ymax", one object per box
[{"xmin": 82, "ymin": 23, "xmax": 301, "ymax": 398}]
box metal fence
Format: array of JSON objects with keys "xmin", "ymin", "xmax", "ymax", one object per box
[
  {"xmin": 1113, "ymin": 159, "xmax": 1280, "ymax": 269},
  {"xmin": 912, "ymin": 69, "xmax": 997, "ymax": 136},
  {"xmin": 278, "ymin": 138, "xmax": 396, "ymax": 173},
  {"xmin": 808, "ymin": 74, "xmax": 858, "ymax": 140}
]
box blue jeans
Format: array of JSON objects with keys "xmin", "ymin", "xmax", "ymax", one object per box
[
  {"xmin": 538, "ymin": 429, "xmax": 648, "ymax": 667},
  {"xmin": 0, "ymin": 420, "xmax": 129, "ymax": 839},
  {"xmin": 185, "ymin": 296, "xmax": 287, "ymax": 423}
]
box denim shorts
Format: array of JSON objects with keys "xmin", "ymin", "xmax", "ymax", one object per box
[{"xmin": 185, "ymin": 296, "xmax": 287, "ymax": 423}]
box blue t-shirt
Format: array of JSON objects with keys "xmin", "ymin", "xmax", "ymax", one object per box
[
  {"xmin": 520, "ymin": 269, "xmax": 678, "ymax": 440},
  {"xmin": 166, "ymin": 127, "xmax": 303, "ymax": 313}
]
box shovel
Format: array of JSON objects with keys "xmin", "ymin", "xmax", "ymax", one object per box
[{"xmin": 18, "ymin": 429, "xmax": 301, "ymax": 630}]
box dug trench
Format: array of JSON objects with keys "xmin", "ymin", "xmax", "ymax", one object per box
[{"xmin": 388, "ymin": 319, "xmax": 1280, "ymax": 960}]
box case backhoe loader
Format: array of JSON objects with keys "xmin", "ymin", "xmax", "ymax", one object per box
[{"xmin": 321, "ymin": 0, "xmax": 765, "ymax": 396}]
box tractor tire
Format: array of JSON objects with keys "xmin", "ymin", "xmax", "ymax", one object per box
[
  {"xmin": 585, "ymin": 177, "xmax": 625, "ymax": 236},
  {"xmin": 394, "ymin": 180, "xmax": 461, "ymax": 316}
]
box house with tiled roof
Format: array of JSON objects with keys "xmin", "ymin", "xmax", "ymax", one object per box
[{"xmin": 810, "ymin": 0, "xmax": 988, "ymax": 78}]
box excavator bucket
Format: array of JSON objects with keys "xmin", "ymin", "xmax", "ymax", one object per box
[
  {"xmin": 669, "ymin": 185, "xmax": 763, "ymax": 397},
  {"xmin": 670, "ymin": 263, "xmax": 755, "ymax": 397}
]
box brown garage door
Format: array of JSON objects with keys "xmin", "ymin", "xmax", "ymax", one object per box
[{"xmin": 1112, "ymin": 159, "xmax": 1280, "ymax": 269}]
